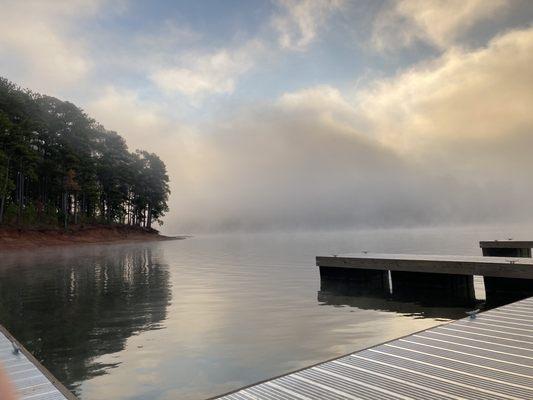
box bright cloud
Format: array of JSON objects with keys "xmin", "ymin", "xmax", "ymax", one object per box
[
  {"xmin": 373, "ymin": 0, "xmax": 508, "ymax": 50},
  {"xmin": 272, "ymin": 0, "xmax": 344, "ymax": 51},
  {"xmin": 87, "ymin": 87, "xmax": 176, "ymax": 149},
  {"xmin": 0, "ymin": 0, "xmax": 106, "ymax": 94},
  {"xmin": 150, "ymin": 41, "xmax": 264, "ymax": 99},
  {"xmin": 359, "ymin": 27, "xmax": 533, "ymax": 153},
  {"xmin": 86, "ymin": 86, "xmax": 201, "ymax": 229}
]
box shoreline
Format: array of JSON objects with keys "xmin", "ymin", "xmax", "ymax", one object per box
[{"xmin": 0, "ymin": 225, "xmax": 188, "ymax": 252}]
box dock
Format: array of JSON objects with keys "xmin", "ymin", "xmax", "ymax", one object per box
[
  {"xmin": 217, "ymin": 296, "xmax": 533, "ymax": 399},
  {"xmin": 0, "ymin": 325, "xmax": 75, "ymax": 400},
  {"xmin": 317, "ymin": 253, "xmax": 533, "ymax": 278},
  {"xmin": 480, "ymin": 240, "xmax": 533, "ymax": 257},
  {"xmin": 317, "ymin": 253, "xmax": 533, "ymax": 303}
]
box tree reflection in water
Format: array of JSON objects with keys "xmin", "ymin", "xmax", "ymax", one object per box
[{"xmin": 0, "ymin": 244, "xmax": 171, "ymax": 396}]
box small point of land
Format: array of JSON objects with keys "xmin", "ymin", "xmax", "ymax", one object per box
[{"xmin": 0, "ymin": 225, "xmax": 187, "ymax": 252}]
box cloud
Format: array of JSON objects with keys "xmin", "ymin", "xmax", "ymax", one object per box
[
  {"xmin": 150, "ymin": 0, "xmax": 344, "ymax": 101},
  {"xmin": 372, "ymin": 0, "xmax": 508, "ymax": 50},
  {"xmin": 0, "ymin": 0, "xmax": 106, "ymax": 94},
  {"xmin": 87, "ymin": 87, "xmax": 178, "ymax": 149},
  {"xmin": 85, "ymin": 86, "xmax": 203, "ymax": 228},
  {"xmin": 358, "ymin": 27, "xmax": 533, "ymax": 161},
  {"xmin": 339, "ymin": 25, "xmax": 533, "ymax": 223},
  {"xmin": 150, "ymin": 41, "xmax": 264, "ymax": 100},
  {"xmin": 272, "ymin": 0, "xmax": 344, "ymax": 51},
  {"xmin": 277, "ymin": 85, "xmax": 364, "ymax": 133}
]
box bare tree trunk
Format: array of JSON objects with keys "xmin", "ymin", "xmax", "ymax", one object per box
[
  {"xmin": 147, "ymin": 203, "xmax": 152, "ymax": 229},
  {"xmin": 74, "ymin": 193, "xmax": 78, "ymax": 225},
  {"xmin": 63, "ymin": 192, "xmax": 68, "ymax": 230}
]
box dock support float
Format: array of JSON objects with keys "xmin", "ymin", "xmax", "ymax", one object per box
[
  {"xmin": 319, "ymin": 266, "xmax": 390, "ymax": 295},
  {"xmin": 390, "ymin": 270, "xmax": 475, "ymax": 303}
]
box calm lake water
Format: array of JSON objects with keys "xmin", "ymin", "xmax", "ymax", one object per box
[{"xmin": 1, "ymin": 224, "xmax": 532, "ymax": 399}]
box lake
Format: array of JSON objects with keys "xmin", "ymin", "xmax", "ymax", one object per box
[{"xmin": 1, "ymin": 224, "xmax": 531, "ymax": 399}]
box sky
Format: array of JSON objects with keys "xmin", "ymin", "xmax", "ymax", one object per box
[{"xmin": 1, "ymin": 0, "xmax": 533, "ymax": 233}]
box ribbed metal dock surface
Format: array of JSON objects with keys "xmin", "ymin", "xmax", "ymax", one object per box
[
  {"xmin": 217, "ymin": 297, "xmax": 533, "ymax": 400},
  {"xmin": 0, "ymin": 325, "xmax": 74, "ymax": 400}
]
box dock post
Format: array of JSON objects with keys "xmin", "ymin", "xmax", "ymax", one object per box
[{"xmin": 390, "ymin": 271, "xmax": 475, "ymax": 304}]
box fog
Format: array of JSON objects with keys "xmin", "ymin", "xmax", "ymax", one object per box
[{"xmin": 164, "ymin": 115, "xmax": 533, "ymax": 233}]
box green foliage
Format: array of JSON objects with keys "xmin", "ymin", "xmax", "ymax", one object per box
[
  {"xmin": 0, "ymin": 77, "xmax": 170, "ymax": 228},
  {"xmin": 22, "ymin": 203, "xmax": 38, "ymax": 225},
  {"xmin": 0, "ymin": 149, "xmax": 14, "ymax": 196},
  {"xmin": 4, "ymin": 203, "xmax": 17, "ymax": 224}
]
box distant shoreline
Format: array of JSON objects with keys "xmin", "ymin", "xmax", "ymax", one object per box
[{"xmin": 0, "ymin": 225, "xmax": 188, "ymax": 252}]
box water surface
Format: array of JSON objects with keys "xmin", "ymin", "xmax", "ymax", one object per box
[{"xmin": 1, "ymin": 225, "xmax": 531, "ymax": 399}]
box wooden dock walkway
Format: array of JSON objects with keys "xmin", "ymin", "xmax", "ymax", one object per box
[
  {"xmin": 0, "ymin": 325, "xmax": 75, "ymax": 400},
  {"xmin": 216, "ymin": 296, "xmax": 533, "ymax": 400}
]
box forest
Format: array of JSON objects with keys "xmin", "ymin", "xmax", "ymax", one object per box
[{"xmin": 0, "ymin": 77, "xmax": 170, "ymax": 229}]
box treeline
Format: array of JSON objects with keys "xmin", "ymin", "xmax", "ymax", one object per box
[{"xmin": 0, "ymin": 77, "xmax": 170, "ymax": 229}]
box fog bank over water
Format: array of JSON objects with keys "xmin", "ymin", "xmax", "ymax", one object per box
[{"xmin": 165, "ymin": 106, "xmax": 525, "ymax": 233}]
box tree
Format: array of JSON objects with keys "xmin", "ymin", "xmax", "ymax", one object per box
[
  {"xmin": 0, "ymin": 77, "xmax": 170, "ymax": 229},
  {"xmin": 132, "ymin": 151, "xmax": 170, "ymax": 229}
]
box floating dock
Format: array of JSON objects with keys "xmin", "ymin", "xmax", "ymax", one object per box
[
  {"xmin": 317, "ymin": 252, "xmax": 533, "ymax": 302},
  {"xmin": 216, "ymin": 296, "xmax": 533, "ymax": 399},
  {"xmin": 480, "ymin": 240, "xmax": 533, "ymax": 257},
  {"xmin": 316, "ymin": 253, "xmax": 533, "ymax": 279},
  {"xmin": 0, "ymin": 325, "xmax": 75, "ymax": 400}
]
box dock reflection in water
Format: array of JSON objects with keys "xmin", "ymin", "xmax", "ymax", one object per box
[{"xmin": 0, "ymin": 244, "xmax": 171, "ymax": 397}]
